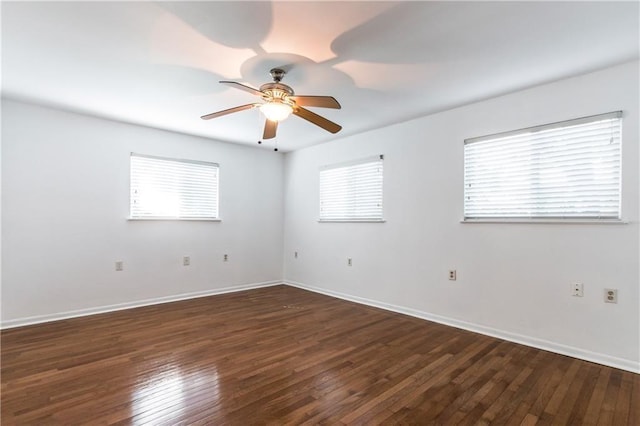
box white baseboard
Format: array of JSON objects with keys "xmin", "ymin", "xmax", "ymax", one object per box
[
  {"xmin": 1, "ymin": 280, "xmax": 283, "ymax": 330},
  {"xmin": 284, "ymin": 280, "xmax": 640, "ymax": 374}
]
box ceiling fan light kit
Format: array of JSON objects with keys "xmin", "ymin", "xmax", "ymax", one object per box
[
  {"xmin": 201, "ymin": 68, "xmax": 342, "ymax": 143},
  {"xmin": 259, "ymin": 100, "xmax": 294, "ymax": 121}
]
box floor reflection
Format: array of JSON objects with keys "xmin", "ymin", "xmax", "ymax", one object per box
[{"xmin": 131, "ymin": 363, "xmax": 220, "ymax": 423}]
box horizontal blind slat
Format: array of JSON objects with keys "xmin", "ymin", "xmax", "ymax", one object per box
[
  {"xmin": 464, "ymin": 115, "xmax": 621, "ymax": 220},
  {"xmin": 320, "ymin": 158, "xmax": 383, "ymax": 221},
  {"xmin": 130, "ymin": 154, "xmax": 219, "ymax": 219}
]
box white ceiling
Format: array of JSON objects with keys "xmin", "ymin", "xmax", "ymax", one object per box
[{"xmin": 2, "ymin": 1, "xmax": 638, "ymax": 152}]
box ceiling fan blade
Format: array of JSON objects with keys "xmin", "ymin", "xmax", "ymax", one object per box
[
  {"xmin": 220, "ymin": 81, "xmax": 264, "ymax": 97},
  {"xmin": 200, "ymin": 104, "xmax": 256, "ymax": 120},
  {"xmin": 263, "ymin": 119, "xmax": 278, "ymax": 139},
  {"xmin": 293, "ymin": 107, "xmax": 342, "ymax": 134},
  {"xmin": 289, "ymin": 95, "xmax": 341, "ymax": 109}
]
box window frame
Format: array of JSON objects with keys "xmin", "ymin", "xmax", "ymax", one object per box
[
  {"xmin": 129, "ymin": 153, "xmax": 220, "ymax": 221},
  {"xmin": 462, "ymin": 111, "xmax": 624, "ymax": 224},
  {"xmin": 318, "ymin": 155, "xmax": 385, "ymax": 223}
]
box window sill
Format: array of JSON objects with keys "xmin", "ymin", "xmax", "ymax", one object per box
[
  {"xmin": 128, "ymin": 217, "xmax": 222, "ymax": 222},
  {"xmin": 461, "ymin": 218, "xmax": 628, "ymax": 225},
  {"xmin": 318, "ymin": 219, "xmax": 386, "ymax": 223}
]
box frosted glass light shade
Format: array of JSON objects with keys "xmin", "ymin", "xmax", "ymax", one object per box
[{"xmin": 260, "ymin": 102, "xmax": 293, "ymax": 121}]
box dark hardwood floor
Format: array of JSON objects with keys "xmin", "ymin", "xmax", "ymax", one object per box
[{"xmin": 2, "ymin": 285, "xmax": 638, "ymax": 425}]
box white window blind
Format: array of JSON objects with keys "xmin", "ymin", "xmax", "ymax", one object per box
[
  {"xmin": 319, "ymin": 156, "xmax": 384, "ymax": 222},
  {"xmin": 464, "ymin": 111, "xmax": 622, "ymax": 220},
  {"xmin": 130, "ymin": 153, "xmax": 219, "ymax": 219}
]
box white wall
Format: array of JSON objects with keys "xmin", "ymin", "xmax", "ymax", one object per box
[
  {"xmin": 1, "ymin": 99, "xmax": 284, "ymax": 326},
  {"xmin": 283, "ymin": 61, "xmax": 640, "ymax": 372},
  {"xmin": 2, "ymin": 62, "xmax": 638, "ymax": 372}
]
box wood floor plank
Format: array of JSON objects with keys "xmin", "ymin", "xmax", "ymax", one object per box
[
  {"xmin": 612, "ymin": 371, "xmax": 633, "ymax": 425},
  {"xmin": 2, "ymin": 285, "xmax": 638, "ymax": 425},
  {"xmin": 549, "ymin": 363, "xmax": 595, "ymax": 425},
  {"xmin": 629, "ymin": 373, "xmax": 640, "ymax": 425},
  {"xmin": 418, "ymin": 344, "xmax": 513, "ymax": 423},
  {"xmin": 476, "ymin": 350, "xmax": 545, "ymax": 424},
  {"xmin": 596, "ymin": 369, "xmax": 623, "ymax": 426},
  {"xmin": 563, "ymin": 364, "xmax": 600, "ymax": 425}
]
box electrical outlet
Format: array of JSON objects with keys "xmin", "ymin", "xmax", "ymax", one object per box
[
  {"xmin": 347, "ymin": 258, "xmax": 352, "ymax": 267},
  {"xmin": 294, "ymin": 251, "xmax": 298, "ymax": 259},
  {"xmin": 223, "ymin": 254, "xmax": 228, "ymax": 262},
  {"xmin": 115, "ymin": 261, "xmax": 123, "ymax": 271},
  {"xmin": 604, "ymin": 288, "xmax": 618, "ymax": 304},
  {"xmin": 572, "ymin": 282, "xmax": 584, "ymax": 297},
  {"xmin": 183, "ymin": 256, "xmax": 190, "ymax": 266},
  {"xmin": 448, "ymin": 270, "xmax": 457, "ymax": 281}
]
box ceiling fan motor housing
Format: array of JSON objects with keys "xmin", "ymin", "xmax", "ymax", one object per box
[
  {"xmin": 260, "ymin": 82, "xmax": 294, "ymax": 98},
  {"xmin": 262, "ymin": 68, "xmax": 295, "ymax": 105},
  {"xmin": 259, "ymin": 82, "xmax": 296, "ymax": 113}
]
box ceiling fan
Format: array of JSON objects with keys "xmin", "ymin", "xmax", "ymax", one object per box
[{"xmin": 201, "ymin": 68, "xmax": 342, "ymax": 141}]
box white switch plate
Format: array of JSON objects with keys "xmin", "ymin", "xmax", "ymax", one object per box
[{"xmin": 115, "ymin": 261, "xmax": 123, "ymax": 271}]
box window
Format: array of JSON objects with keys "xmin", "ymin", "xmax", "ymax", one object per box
[
  {"xmin": 130, "ymin": 153, "xmax": 219, "ymax": 220},
  {"xmin": 319, "ymin": 155, "xmax": 384, "ymax": 222},
  {"xmin": 464, "ymin": 111, "xmax": 622, "ymax": 221}
]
